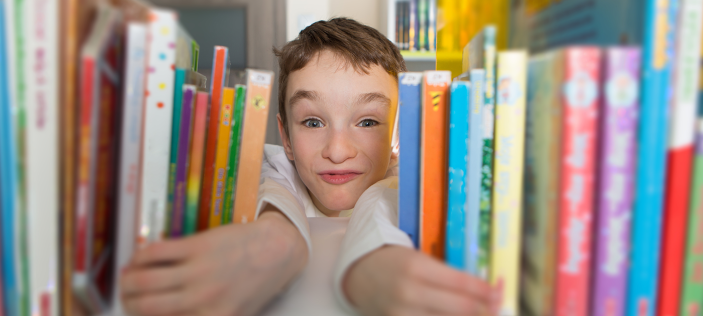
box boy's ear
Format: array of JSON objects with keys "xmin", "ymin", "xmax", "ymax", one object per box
[{"xmin": 278, "ymin": 114, "xmax": 295, "ymax": 161}]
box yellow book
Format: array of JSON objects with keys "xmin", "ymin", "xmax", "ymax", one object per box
[
  {"xmin": 490, "ymin": 50, "xmax": 527, "ymax": 316},
  {"xmin": 209, "ymin": 87, "xmax": 236, "ymax": 227}
]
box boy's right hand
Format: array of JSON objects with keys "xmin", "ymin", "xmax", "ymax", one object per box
[{"xmin": 343, "ymin": 246, "xmax": 501, "ymax": 316}]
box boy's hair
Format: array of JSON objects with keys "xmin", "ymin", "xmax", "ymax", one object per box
[{"xmin": 274, "ymin": 18, "xmax": 407, "ymax": 135}]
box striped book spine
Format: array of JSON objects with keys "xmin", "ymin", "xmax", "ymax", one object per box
[
  {"xmin": 171, "ymin": 85, "xmax": 197, "ymax": 236},
  {"xmin": 184, "ymin": 92, "xmax": 210, "ymax": 235},
  {"xmin": 398, "ymin": 72, "xmax": 423, "ymax": 247},
  {"xmin": 222, "ymin": 85, "xmax": 246, "ymax": 224},
  {"xmin": 466, "ymin": 69, "xmax": 485, "ymax": 274},
  {"xmin": 209, "ymin": 87, "xmax": 235, "ymax": 228}
]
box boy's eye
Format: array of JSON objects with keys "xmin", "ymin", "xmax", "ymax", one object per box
[
  {"xmin": 303, "ymin": 119, "xmax": 324, "ymax": 128},
  {"xmin": 357, "ymin": 119, "xmax": 378, "ymax": 127}
]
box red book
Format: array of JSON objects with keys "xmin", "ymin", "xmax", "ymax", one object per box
[
  {"xmin": 197, "ymin": 46, "xmax": 229, "ymax": 231},
  {"xmin": 554, "ymin": 47, "xmax": 601, "ymax": 316}
]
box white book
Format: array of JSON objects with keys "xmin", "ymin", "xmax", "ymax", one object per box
[
  {"xmin": 138, "ymin": 8, "xmax": 178, "ymax": 243},
  {"xmin": 23, "ymin": 0, "xmax": 60, "ymax": 314},
  {"xmin": 112, "ymin": 22, "xmax": 148, "ymax": 316}
]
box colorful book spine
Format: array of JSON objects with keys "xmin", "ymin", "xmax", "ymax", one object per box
[
  {"xmin": 198, "ymin": 46, "xmax": 228, "ymax": 232},
  {"xmin": 398, "ymin": 72, "xmax": 423, "ymax": 247},
  {"xmin": 446, "ymin": 79, "xmax": 470, "ymax": 269},
  {"xmin": 112, "ymin": 22, "xmax": 147, "ymax": 316},
  {"xmin": 222, "ymin": 85, "xmax": 246, "ymax": 224},
  {"xmin": 658, "ymin": 0, "xmax": 703, "ymax": 314},
  {"xmin": 626, "ymin": 0, "xmax": 679, "ymax": 314},
  {"xmin": 427, "ymin": 0, "xmax": 436, "ymax": 51},
  {"xmin": 171, "ymin": 85, "xmax": 197, "ymax": 236},
  {"xmin": 418, "ymin": 0, "xmax": 427, "ymax": 50},
  {"xmin": 166, "ymin": 68, "xmax": 187, "ymax": 234},
  {"xmin": 591, "ymin": 47, "xmax": 641, "ymax": 316},
  {"xmin": 137, "ymin": 8, "xmax": 177, "ymax": 243},
  {"xmin": 491, "ymin": 50, "xmax": 527, "ymax": 316},
  {"xmin": 209, "ymin": 87, "xmax": 235, "ymax": 228},
  {"xmin": 467, "ymin": 69, "xmax": 485, "ymax": 274},
  {"xmin": 420, "ymin": 70, "xmax": 451, "ymax": 259},
  {"xmin": 185, "ymin": 92, "xmax": 210, "ymax": 235},
  {"xmin": 409, "ymin": 0, "xmax": 417, "ymax": 50},
  {"xmin": 682, "ymin": 107, "xmax": 703, "ymax": 315},
  {"xmin": 232, "ymin": 69, "xmax": 274, "ymax": 224}
]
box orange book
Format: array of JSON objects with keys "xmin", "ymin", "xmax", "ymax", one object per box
[
  {"xmin": 197, "ymin": 46, "xmax": 228, "ymax": 231},
  {"xmin": 232, "ymin": 69, "xmax": 274, "ymax": 223},
  {"xmin": 209, "ymin": 88, "xmax": 235, "ymax": 227},
  {"xmin": 419, "ymin": 71, "xmax": 452, "ymax": 259}
]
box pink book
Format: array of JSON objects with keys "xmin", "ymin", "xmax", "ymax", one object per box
[{"xmin": 554, "ymin": 47, "xmax": 601, "ymax": 316}]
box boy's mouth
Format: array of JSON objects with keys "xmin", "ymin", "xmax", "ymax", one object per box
[{"xmin": 318, "ymin": 170, "xmax": 362, "ymax": 185}]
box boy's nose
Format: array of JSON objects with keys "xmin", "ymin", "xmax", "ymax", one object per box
[{"xmin": 321, "ymin": 129, "xmax": 357, "ymax": 164}]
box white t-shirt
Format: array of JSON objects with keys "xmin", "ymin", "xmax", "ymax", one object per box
[{"xmin": 254, "ymin": 144, "xmax": 413, "ymax": 313}]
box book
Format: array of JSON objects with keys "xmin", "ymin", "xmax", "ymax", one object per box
[
  {"xmin": 520, "ymin": 50, "xmax": 562, "ymax": 316},
  {"xmin": 137, "ymin": 8, "xmax": 178, "ymax": 244},
  {"xmin": 222, "ymin": 84, "xmax": 246, "ymax": 224},
  {"xmin": 198, "ymin": 46, "xmax": 229, "ymax": 231},
  {"xmin": 591, "ymin": 47, "xmax": 641, "ymax": 316},
  {"xmin": 111, "ymin": 21, "xmax": 147, "ymax": 316},
  {"xmin": 185, "ymin": 91, "xmax": 210, "ymax": 235},
  {"xmin": 682, "ymin": 105, "xmax": 703, "ymax": 316},
  {"xmin": 398, "ymin": 72, "xmax": 423, "ymax": 247},
  {"xmin": 209, "ymin": 87, "xmax": 236, "ymax": 227},
  {"xmin": 420, "ymin": 70, "xmax": 451, "ymax": 259},
  {"xmin": 171, "ymin": 85, "xmax": 198, "ymax": 237},
  {"xmin": 553, "ymin": 47, "xmax": 601, "ymax": 316},
  {"xmin": 418, "ymin": 0, "xmax": 427, "ymax": 50},
  {"xmin": 231, "ymin": 69, "xmax": 274, "ymax": 224},
  {"xmin": 466, "ymin": 69, "xmax": 485, "ymax": 275},
  {"xmin": 446, "ymin": 79, "xmax": 470, "ymax": 270},
  {"xmin": 176, "ymin": 24, "xmax": 197, "ymax": 70},
  {"xmin": 409, "ymin": 0, "xmax": 417, "ymax": 50},
  {"xmin": 658, "ymin": 0, "xmax": 703, "ymax": 314},
  {"xmin": 74, "ymin": 3, "xmax": 122, "ymax": 312},
  {"xmin": 626, "ymin": 1, "xmax": 679, "ymax": 314},
  {"xmin": 465, "ymin": 25, "xmax": 497, "ymax": 279},
  {"xmin": 491, "ymin": 50, "xmax": 527, "ymax": 316}
]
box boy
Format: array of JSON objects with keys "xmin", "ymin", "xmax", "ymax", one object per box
[{"xmin": 121, "ymin": 18, "xmax": 499, "ymax": 316}]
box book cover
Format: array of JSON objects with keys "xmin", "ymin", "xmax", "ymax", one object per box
[
  {"xmin": 137, "ymin": 8, "xmax": 177, "ymax": 244},
  {"xmin": 491, "ymin": 50, "xmax": 527, "ymax": 316},
  {"xmin": 682, "ymin": 108, "xmax": 703, "ymax": 316},
  {"xmin": 467, "ymin": 69, "xmax": 485, "ymax": 275},
  {"xmin": 420, "ymin": 70, "xmax": 451, "ymax": 259},
  {"xmin": 520, "ymin": 50, "xmax": 562, "ymax": 316},
  {"xmin": 658, "ymin": 0, "xmax": 703, "ymax": 314},
  {"xmin": 198, "ymin": 46, "xmax": 229, "ymax": 231},
  {"xmin": 446, "ymin": 79, "xmax": 470, "ymax": 270},
  {"xmin": 185, "ymin": 92, "xmax": 210, "ymax": 235},
  {"xmin": 222, "ymin": 85, "xmax": 246, "ymax": 224},
  {"xmin": 553, "ymin": 47, "xmax": 601, "ymax": 316},
  {"xmin": 398, "ymin": 72, "xmax": 423, "ymax": 247},
  {"xmin": 626, "ymin": 1, "xmax": 679, "ymax": 315},
  {"xmin": 111, "ymin": 22, "xmax": 147, "ymax": 316},
  {"xmin": 232, "ymin": 69, "xmax": 274, "ymax": 224},
  {"xmin": 209, "ymin": 87, "xmax": 236, "ymax": 228},
  {"xmin": 171, "ymin": 85, "xmax": 197, "ymax": 237},
  {"xmin": 166, "ymin": 68, "xmax": 187, "ymax": 234},
  {"xmin": 466, "ymin": 25, "xmax": 497, "ymax": 279}
]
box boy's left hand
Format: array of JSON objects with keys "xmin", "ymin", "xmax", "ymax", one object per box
[{"xmin": 120, "ymin": 211, "xmax": 307, "ymax": 316}]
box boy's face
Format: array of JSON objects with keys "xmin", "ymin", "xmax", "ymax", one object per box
[{"xmin": 279, "ymin": 50, "xmax": 398, "ymax": 214}]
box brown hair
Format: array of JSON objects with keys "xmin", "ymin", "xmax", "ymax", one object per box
[{"xmin": 273, "ymin": 17, "xmax": 407, "ymax": 135}]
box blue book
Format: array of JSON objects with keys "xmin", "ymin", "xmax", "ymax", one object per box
[
  {"xmin": 0, "ymin": 1, "xmax": 19, "ymax": 315},
  {"xmin": 626, "ymin": 1, "xmax": 679, "ymax": 315},
  {"xmin": 446, "ymin": 79, "xmax": 470, "ymax": 269},
  {"xmin": 466, "ymin": 69, "xmax": 485, "ymax": 274},
  {"xmin": 398, "ymin": 72, "xmax": 424, "ymax": 248}
]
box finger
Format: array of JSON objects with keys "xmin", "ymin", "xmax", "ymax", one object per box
[
  {"xmin": 416, "ymin": 257, "xmax": 493, "ymax": 304},
  {"xmin": 123, "ymin": 290, "xmax": 189, "ymax": 316},
  {"xmin": 415, "ymin": 286, "xmax": 492, "ymax": 316},
  {"xmin": 131, "ymin": 240, "xmax": 193, "ymax": 267},
  {"xmin": 121, "ymin": 264, "xmax": 190, "ymax": 297}
]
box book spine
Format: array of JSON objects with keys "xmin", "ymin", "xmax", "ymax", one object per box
[
  {"xmin": 491, "ymin": 50, "xmax": 527, "ymax": 316},
  {"xmin": 591, "ymin": 47, "xmax": 640, "ymax": 316},
  {"xmin": 222, "ymin": 85, "xmax": 246, "ymax": 225},
  {"xmin": 409, "ymin": 0, "xmax": 417, "ymax": 50},
  {"xmin": 171, "ymin": 86, "xmax": 197, "ymax": 237},
  {"xmin": 626, "ymin": 0, "xmax": 679, "ymax": 314},
  {"xmin": 398, "ymin": 72, "xmax": 423, "ymax": 248},
  {"xmin": 138, "ymin": 9, "xmax": 178, "ymax": 244},
  {"xmin": 682, "ymin": 116, "xmax": 703, "ymax": 315},
  {"xmin": 478, "ymin": 26, "xmax": 496, "ymax": 279},
  {"xmin": 428, "ymin": 0, "xmax": 436, "ymax": 51},
  {"xmin": 467, "ymin": 70, "xmax": 485, "ymax": 275},
  {"xmin": 420, "ymin": 70, "xmax": 451, "ymax": 259},
  {"xmin": 232, "ymin": 69, "xmax": 274, "ymax": 224},
  {"xmin": 658, "ymin": 0, "xmax": 703, "ymax": 314},
  {"xmin": 418, "ymin": 0, "xmax": 426, "ymax": 50},
  {"xmin": 112, "ymin": 22, "xmax": 147, "ymax": 316},
  {"xmin": 446, "ymin": 80, "xmax": 470, "ymax": 270},
  {"xmin": 197, "ymin": 46, "xmax": 228, "ymax": 232},
  {"xmin": 209, "ymin": 87, "xmax": 235, "ymax": 227},
  {"xmin": 166, "ymin": 68, "xmax": 187, "ymax": 235},
  {"xmin": 395, "ymin": 1, "xmax": 400, "ymax": 47},
  {"xmin": 185, "ymin": 92, "xmax": 210, "ymax": 235}
]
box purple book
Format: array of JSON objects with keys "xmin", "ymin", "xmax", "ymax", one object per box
[
  {"xmin": 171, "ymin": 85, "xmax": 197, "ymax": 237},
  {"xmin": 591, "ymin": 47, "xmax": 641, "ymax": 316}
]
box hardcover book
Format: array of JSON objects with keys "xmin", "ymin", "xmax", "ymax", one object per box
[
  {"xmin": 398, "ymin": 72, "xmax": 423, "ymax": 247},
  {"xmin": 209, "ymin": 87, "xmax": 236, "ymax": 227},
  {"xmin": 466, "ymin": 69, "xmax": 485, "ymax": 275},
  {"xmin": 171, "ymin": 85, "xmax": 198, "ymax": 236},
  {"xmin": 682, "ymin": 107, "xmax": 703, "ymax": 316},
  {"xmin": 185, "ymin": 92, "xmax": 210, "ymax": 235},
  {"xmin": 222, "ymin": 85, "xmax": 246, "ymax": 224}
]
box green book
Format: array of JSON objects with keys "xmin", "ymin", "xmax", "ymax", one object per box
[
  {"xmin": 222, "ymin": 85, "xmax": 247, "ymax": 224},
  {"xmin": 682, "ymin": 117, "xmax": 703, "ymax": 313}
]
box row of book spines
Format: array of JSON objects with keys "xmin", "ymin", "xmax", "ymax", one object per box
[{"xmin": 394, "ymin": 0, "xmax": 434, "ymax": 51}]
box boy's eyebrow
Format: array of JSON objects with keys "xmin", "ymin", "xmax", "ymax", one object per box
[
  {"xmin": 289, "ymin": 90, "xmax": 321, "ymax": 108},
  {"xmin": 353, "ymin": 92, "xmax": 391, "ymax": 107}
]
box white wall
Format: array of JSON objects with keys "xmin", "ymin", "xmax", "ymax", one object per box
[
  {"xmin": 286, "ymin": 0, "xmax": 384, "ymax": 42},
  {"xmin": 329, "ymin": 0, "xmax": 380, "ymax": 31},
  {"xmin": 286, "ymin": 0, "xmax": 330, "ymax": 41}
]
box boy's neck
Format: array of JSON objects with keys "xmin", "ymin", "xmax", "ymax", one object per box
[{"xmin": 309, "ymin": 189, "xmax": 345, "ymax": 217}]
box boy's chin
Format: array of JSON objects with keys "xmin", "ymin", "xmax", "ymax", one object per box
[{"xmin": 317, "ymin": 196, "xmax": 357, "ymax": 212}]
